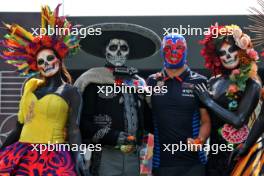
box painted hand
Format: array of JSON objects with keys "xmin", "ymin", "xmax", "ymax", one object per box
[{"xmin": 194, "ymin": 83, "xmax": 212, "ymax": 105}]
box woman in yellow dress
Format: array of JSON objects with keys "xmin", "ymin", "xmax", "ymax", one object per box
[{"xmin": 0, "ymin": 4, "xmax": 85, "ymax": 175}]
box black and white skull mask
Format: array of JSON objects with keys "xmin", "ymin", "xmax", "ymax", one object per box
[
  {"xmin": 105, "ymin": 39, "xmax": 129, "ymax": 66},
  {"xmin": 219, "ymin": 43, "xmax": 239, "ymax": 70},
  {"xmin": 36, "ymin": 49, "xmax": 60, "ymax": 77}
]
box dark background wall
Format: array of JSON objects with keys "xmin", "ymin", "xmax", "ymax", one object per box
[{"xmin": 0, "ymin": 13, "xmax": 263, "ymax": 79}]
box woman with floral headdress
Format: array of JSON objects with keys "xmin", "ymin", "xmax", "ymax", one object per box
[
  {"xmin": 195, "ymin": 24, "xmax": 262, "ymax": 176},
  {"xmin": 228, "ymin": 1, "xmax": 264, "ymax": 175},
  {"xmin": 0, "ymin": 4, "xmax": 85, "ymax": 175}
]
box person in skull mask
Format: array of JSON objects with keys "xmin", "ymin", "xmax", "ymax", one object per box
[
  {"xmin": 197, "ymin": 24, "xmax": 262, "ymax": 176},
  {"xmin": 227, "ymin": 2, "xmax": 264, "ymax": 175},
  {"xmin": 0, "ymin": 5, "xmax": 86, "ymax": 175},
  {"xmin": 74, "ymin": 23, "xmax": 160, "ymax": 176},
  {"xmin": 147, "ymin": 33, "xmax": 211, "ymax": 176}
]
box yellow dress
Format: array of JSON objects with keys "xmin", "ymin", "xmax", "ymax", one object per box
[{"xmin": 18, "ymin": 78, "xmax": 69, "ymax": 144}]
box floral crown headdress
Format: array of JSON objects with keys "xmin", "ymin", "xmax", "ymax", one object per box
[
  {"xmin": 0, "ymin": 4, "xmax": 80, "ymax": 76},
  {"xmin": 200, "ymin": 24, "xmax": 260, "ymax": 111},
  {"xmin": 200, "ymin": 24, "xmax": 259, "ymax": 76}
]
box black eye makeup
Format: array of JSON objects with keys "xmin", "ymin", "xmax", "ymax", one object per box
[
  {"xmin": 47, "ymin": 55, "xmax": 55, "ymax": 61},
  {"xmin": 37, "ymin": 59, "xmax": 44, "ymax": 65},
  {"xmin": 109, "ymin": 45, "xmax": 118, "ymax": 51},
  {"xmin": 228, "ymin": 45, "xmax": 238, "ymax": 53},
  {"xmin": 218, "ymin": 50, "xmax": 226, "ymax": 56},
  {"xmin": 121, "ymin": 45, "xmax": 128, "ymax": 51}
]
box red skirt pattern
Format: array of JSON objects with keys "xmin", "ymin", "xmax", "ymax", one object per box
[{"xmin": 0, "ymin": 142, "xmax": 77, "ymax": 176}]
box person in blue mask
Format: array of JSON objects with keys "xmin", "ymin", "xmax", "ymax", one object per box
[{"xmin": 147, "ymin": 33, "xmax": 211, "ymax": 176}]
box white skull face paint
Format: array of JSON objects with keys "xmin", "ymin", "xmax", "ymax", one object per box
[
  {"xmin": 219, "ymin": 43, "xmax": 239, "ymax": 70},
  {"xmin": 36, "ymin": 49, "xmax": 60, "ymax": 77},
  {"xmin": 105, "ymin": 39, "xmax": 129, "ymax": 66}
]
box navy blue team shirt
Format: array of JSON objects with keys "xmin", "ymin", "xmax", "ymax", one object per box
[{"xmin": 147, "ymin": 67, "xmax": 208, "ymax": 168}]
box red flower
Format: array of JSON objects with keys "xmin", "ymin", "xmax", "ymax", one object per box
[
  {"xmin": 25, "ymin": 41, "xmax": 41, "ymax": 56},
  {"xmin": 199, "ymin": 23, "xmax": 226, "ymax": 76},
  {"xmin": 40, "ymin": 35, "xmax": 53, "ymax": 48},
  {"xmin": 27, "ymin": 57, "xmax": 38, "ymax": 71},
  {"xmin": 247, "ymin": 49, "xmax": 259, "ymax": 60},
  {"xmin": 53, "ymin": 41, "xmax": 69, "ymax": 59},
  {"xmin": 215, "ymin": 59, "xmax": 222, "ymax": 66},
  {"xmin": 228, "ymin": 84, "xmax": 239, "ymax": 94},
  {"xmin": 115, "ymin": 79, "xmax": 123, "ymax": 86},
  {"xmin": 205, "ymin": 63, "xmax": 212, "ymax": 69},
  {"xmin": 134, "ymin": 80, "xmax": 139, "ymax": 86}
]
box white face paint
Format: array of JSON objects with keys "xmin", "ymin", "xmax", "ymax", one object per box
[
  {"xmin": 219, "ymin": 43, "xmax": 239, "ymax": 70},
  {"xmin": 105, "ymin": 39, "xmax": 129, "ymax": 66},
  {"xmin": 36, "ymin": 49, "xmax": 60, "ymax": 77}
]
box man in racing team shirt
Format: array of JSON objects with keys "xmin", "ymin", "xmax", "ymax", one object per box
[{"xmin": 147, "ymin": 33, "xmax": 211, "ymax": 176}]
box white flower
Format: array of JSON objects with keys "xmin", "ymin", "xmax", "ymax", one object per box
[{"xmin": 233, "ymin": 28, "xmax": 243, "ymax": 39}]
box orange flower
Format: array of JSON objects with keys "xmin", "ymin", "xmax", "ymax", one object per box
[
  {"xmin": 193, "ymin": 138, "xmax": 202, "ymax": 145},
  {"xmin": 127, "ymin": 135, "xmax": 135, "ymax": 141},
  {"xmin": 228, "ymin": 84, "xmax": 239, "ymax": 94},
  {"xmin": 237, "ymin": 50, "xmax": 252, "ymax": 65}
]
